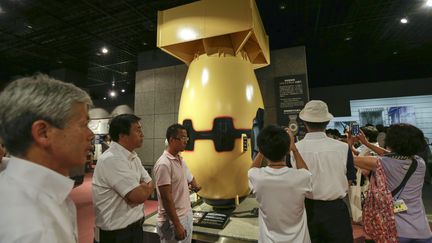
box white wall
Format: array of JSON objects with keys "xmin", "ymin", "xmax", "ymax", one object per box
[{"xmin": 350, "ymin": 95, "xmax": 432, "ymax": 142}]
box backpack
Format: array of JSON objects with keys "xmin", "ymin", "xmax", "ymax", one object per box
[{"xmin": 363, "ymin": 158, "xmax": 398, "ymax": 242}]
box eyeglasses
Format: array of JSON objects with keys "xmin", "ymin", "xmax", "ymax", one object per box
[{"xmin": 174, "ymin": 136, "xmax": 189, "ymax": 142}]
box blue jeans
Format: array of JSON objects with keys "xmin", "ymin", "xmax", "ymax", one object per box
[{"xmin": 156, "ymin": 210, "xmax": 193, "ymax": 243}]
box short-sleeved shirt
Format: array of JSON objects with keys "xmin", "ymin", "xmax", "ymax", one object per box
[
  {"xmin": 381, "ymin": 155, "xmax": 432, "ymax": 239},
  {"xmin": 92, "ymin": 142, "xmax": 152, "ymax": 230},
  {"xmin": 358, "ymin": 142, "xmax": 379, "ymax": 156},
  {"xmin": 0, "ymin": 157, "xmax": 77, "ymax": 243},
  {"xmin": 248, "ymin": 167, "xmax": 312, "ymax": 243},
  {"xmin": 153, "ymin": 150, "xmax": 193, "ymax": 223},
  {"xmin": 291, "ymin": 132, "xmax": 355, "ymax": 200}
]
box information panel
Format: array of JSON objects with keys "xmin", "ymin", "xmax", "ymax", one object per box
[
  {"xmin": 274, "ymin": 74, "xmax": 309, "ymax": 137},
  {"xmin": 193, "ymin": 211, "xmax": 230, "ymax": 229}
]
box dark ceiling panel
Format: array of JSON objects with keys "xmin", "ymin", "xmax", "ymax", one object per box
[{"xmin": 0, "ymin": 0, "xmax": 431, "ymax": 95}]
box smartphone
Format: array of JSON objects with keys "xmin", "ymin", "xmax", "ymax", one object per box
[{"xmin": 351, "ymin": 122, "xmax": 360, "ymax": 136}]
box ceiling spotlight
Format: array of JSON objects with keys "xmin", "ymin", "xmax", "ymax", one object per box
[
  {"xmin": 279, "ymin": 4, "xmax": 286, "ymax": 10},
  {"xmin": 109, "ymin": 90, "xmax": 117, "ymax": 97},
  {"xmin": 57, "ymin": 60, "xmax": 63, "ymax": 64},
  {"xmin": 345, "ymin": 36, "xmax": 352, "ymax": 41},
  {"xmin": 26, "ymin": 25, "xmax": 33, "ymax": 29},
  {"xmin": 101, "ymin": 47, "xmax": 109, "ymax": 54},
  {"xmin": 121, "ymin": 89, "xmax": 125, "ymax": 93},
  {"xmin": 426, "ymin": 0, "xmax": 432, "ymax": 7},
  {"xmin": 393, "ymin": 51, "xmax": 398, "ymax": 55},
  {"xmin": 111, "ymin": 76, "xmax": 116, "ymax": 87},
  {"xmin": 142, "ymin": 42, "xmax": 148, "ymax": 46},
  {"xmin": 103, "ymin": 97, "xmax": 107, "ymax": 100},
  {"xmin": 400, "ymin": 18, "xmax": 408, "ymax": 24}
]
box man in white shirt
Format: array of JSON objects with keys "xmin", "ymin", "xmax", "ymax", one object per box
[
  {"xmin": 154, "ymin": 123, "xmax": 201, "ymax": 243},
  {"xmin": 248, "ymin": 125, "xmax": 312, "ymax": 243},
  {"xmin": 92, "ymin": 114, "xmax": 154, "ymax": 243},
  {"xmin": 0, "ymin": 74, "xmax": 94, "ymax": 243},
  {"xmin": 291, "ymin": 100, "xmax": 356, "ymax": 243}
]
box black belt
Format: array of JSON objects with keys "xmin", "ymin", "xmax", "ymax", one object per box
[
  {"xmin": 100, "ymin": 217, "xmax": 144, "ymax": 233},
  {"xmin": 129, "ymin": 217, "xmax": 144, "ymax": 229},
  {"xmin": 305, "ymin": 198, "xmax": 344, "ymax": 204}
]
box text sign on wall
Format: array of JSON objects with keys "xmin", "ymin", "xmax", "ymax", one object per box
[{"xmin": 274, "ymin": 74, "xmax": 309, "ymax": 137}]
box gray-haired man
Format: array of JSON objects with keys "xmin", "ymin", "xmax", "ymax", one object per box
[{"xmin": 0, "ymin": 74, "xmax": 94, "ymax": 243}]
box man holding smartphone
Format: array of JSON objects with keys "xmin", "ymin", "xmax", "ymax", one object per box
[{"xmin": 291, "ymin": 100, "xmax": 356, "ymax": 243}]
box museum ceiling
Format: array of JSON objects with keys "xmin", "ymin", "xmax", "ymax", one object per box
[{"xmin": 1, "ymin": 0, "xmax": 431, "ymax": 99}]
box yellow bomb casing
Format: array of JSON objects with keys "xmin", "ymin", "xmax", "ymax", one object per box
[
  {"xmin": 157, "ymin": 0, "xmax": 270, "ymax": 205},
  {"xmin": 178, "ymin": 53, "xmax": 263, "ymax": 202}
]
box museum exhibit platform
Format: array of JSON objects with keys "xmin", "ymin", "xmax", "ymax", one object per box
[{"xmin": 143, "ymin": 196, "xmax": 259, "ymax": 242}]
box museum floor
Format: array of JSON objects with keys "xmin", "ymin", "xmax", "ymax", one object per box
[{"xmin": 70, "ymin": 173, "xmax": 432, "ymax": 243}]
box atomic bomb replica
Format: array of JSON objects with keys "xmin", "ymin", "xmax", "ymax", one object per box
[{"xmin": 157, "ymin": 0, "xmax": 270, "ymax": 206}]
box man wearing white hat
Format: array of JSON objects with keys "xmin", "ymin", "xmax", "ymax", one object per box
[{"xmin": 291, "ymin": 100, "xmax": 355, "ymax": 243}]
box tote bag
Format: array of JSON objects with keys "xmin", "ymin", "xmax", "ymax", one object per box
[
  {"xmin": 363, "ymin": 159, "xmax": 398, "ymax": 243},
  {"xmin": 348, "ymin": 168, "xmax": 367, "ymax": 223}
]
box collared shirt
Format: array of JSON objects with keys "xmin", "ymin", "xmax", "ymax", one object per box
[
  {"xmin": 92, "ymin": 141, "xmax": 152, "ymax": 230},
  {"xmin": 154, "ymin": 150, "xmax": 193, "ymax": 223},
  {"xmin": 248, "ymin": 167, "xmax": 312, "ymax": 243},
  {"xmin": 0, "ymin": 157, "xmax": 77, "ymax": 243},
  {"xmin": 291, "ymin": 132, "xmax": 355, "ymax": 200}
]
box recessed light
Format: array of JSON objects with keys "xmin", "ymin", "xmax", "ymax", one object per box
[
  {"xmin": 142, "ymin": 42, "xmax": 148, "ymax": 46},
  {"xmin": 279, "ymin": 4, "xmax": 286, "ymax": 10},
  {"xmin": 26, "ymin": 25, "xmax": 33, "ymax": 29},
  {"xmin": 57, "ymin": 60, "xmax": 63, "ymax": 64},
  {"xmin": 101, "ymin": 47, "xmax": 109, "ymax": 54},
  {"xmin": 345, "ymin": 37, "xmax": 352, "ymax": 41},
  {"xmin": 400, "ymin": 18, "xmax": 408, "ymax": 24},
  {"xmin": 121, "ymin": 89, "xmax": 125, "ymax": 93},
  {"xmin": 393, "ymin": 51, "xmax": 398, "ymax": 55},
  {"xmin": 109, "ymin": 90, "xmax": 116, "ymax": 97},
  {"xmin": 103, "ymin": 97, "xmax": 107, "ymax": 100}
]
